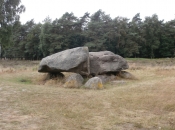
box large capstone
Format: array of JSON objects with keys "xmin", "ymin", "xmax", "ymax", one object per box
[
  {"xmin": 38, "ymin": 47, "xmax": 90, "ymax": 75},
  {"xmin": 89, "ymin": 51, "xmax": 129, "ymax": 75}
]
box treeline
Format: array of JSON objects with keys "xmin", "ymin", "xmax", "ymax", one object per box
[{"xmin": 1, "ymin": 10, "xmax": 175, "ymax": 59}]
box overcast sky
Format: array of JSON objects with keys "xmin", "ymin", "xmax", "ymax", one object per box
[{"xmin": 20, "ymin": 0, "xmax": 175, "ymax": 24}]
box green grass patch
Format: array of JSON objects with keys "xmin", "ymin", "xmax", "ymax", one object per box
[{"xmin": 13, "ymin": 77, "xmax": 33, "ymax": 85}]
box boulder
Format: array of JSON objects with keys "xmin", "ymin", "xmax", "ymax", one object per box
[
  {"xmin": 89, "ymin": 51, "xmax": 129, "ymax": 75},
  {"xmin": 118, "ymin": 71, "xmax": 137, "ymax": 80},
  {"xmin": 96, "ymin": 74, "xmax": 116, "ymax": 84},
  {"xmin": 38, "ymin": 47, "xmax": 90, "ymax": 75},
  {"xmin": 64, "ymin": 73, "xmax": 84, "ymax": 88},
  {"xmin": 84, "ymin": 77, "xmax": 103, "ymax": 89}
]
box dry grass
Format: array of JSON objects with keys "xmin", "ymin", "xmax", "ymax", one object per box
[{"xmin": 0, "ymin": 59, "xmax": 175, "ymax": 130}]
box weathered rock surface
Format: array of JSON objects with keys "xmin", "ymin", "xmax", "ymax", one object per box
[
  {"xmin": 38, "ymin": 47, "xmax": 90, "ymax": 75},
  {"xmin": 84, "ymin": 77, "xmax": 103, "ymax": 89},
  {"xmin": 118, "ymin": 71, "xmax": 137, "ymax": 80},
  {"xmin": 96, "ymin": 74, "xmax": 116, "ymax": 84},
  {"xmin": 89, "ymin": 51, "xmax": 129, "ymax": 75},
  {"xmin": 64, "ymin": 73, "xmax": 84, "ymax": 88}
]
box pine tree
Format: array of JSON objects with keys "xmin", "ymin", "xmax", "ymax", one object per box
[{"xmin": 0, "ymin": 0, "xmax": 25, "ymax": 57}]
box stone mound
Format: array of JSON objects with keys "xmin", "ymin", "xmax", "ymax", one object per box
[{"xmin": 38, "ymin": 47, "xmax": 133, "ymax": 89}]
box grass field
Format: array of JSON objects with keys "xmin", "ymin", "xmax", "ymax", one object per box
[{"xmin": 0, "ymin": 58, "xmax": 175, "ymax": 130}]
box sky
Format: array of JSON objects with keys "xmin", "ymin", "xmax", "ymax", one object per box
[{"xmin": 20, "ymin": 0, "xmax": 175, "ymax": 24}]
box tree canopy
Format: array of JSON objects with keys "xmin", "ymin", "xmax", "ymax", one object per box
[
  {"xmin": 0, "ymin": 0, "xmax": 25, "ymax": 51},
  {"xmin": 0, "ymin": 8, "xmax": 175, "ymax": 59}
]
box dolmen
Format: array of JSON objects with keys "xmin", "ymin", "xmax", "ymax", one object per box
[{"xmin": 38, "ymin": 47, "xmax": 130, "ymax": 89}]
